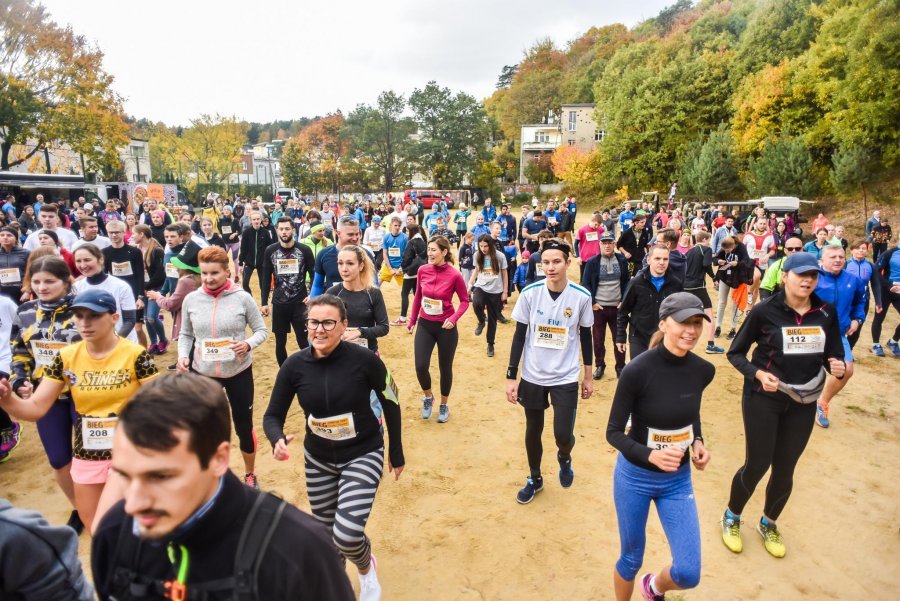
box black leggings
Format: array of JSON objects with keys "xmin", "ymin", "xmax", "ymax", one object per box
[
  {"xmin": 524, "ymin": 404, "xmax": 577, "ymax": 479},
  {"xmin": 727, "ymin": 384, "xmax": 816, "ymax": 520},
  {"xmin": 241, "ymin": 264, "xmax": 265, "ymax": 298},
  {"xmin": 472, "ymin": 287, "xmax": 502, "ymax": 344},
  {"xmin": 414, "ymin": 318, "xmax": 458, "ymax": 397},
  {"xmin": 210, "ymin": 366, "xmax": 256, "ymax": 455},
  {"xmin": 871, "ymin": 291, "xmax": 900, "ymax": 344},
  {"xmin": 275, "ymin": 331, "xmax": 308, "ymax": 365},
  {"xmin": 400, "ymin": 277, "xmax": 417, "ymax": 318}
]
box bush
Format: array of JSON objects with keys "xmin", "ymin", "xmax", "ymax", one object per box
[{"xmin": 745, "ymin": 135, "xmax": 818, "ymax": 198}]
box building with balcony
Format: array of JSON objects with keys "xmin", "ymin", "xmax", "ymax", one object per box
[
  {"xmin": 120, "ymin": 138, "xmax": 152, "ymax": 183},
  {"xmin": 561, "ymin": 104, "xmax": 603, "ymax": 152},
  {"xmin": 519, "ymin": 124, "xmax": 564, "ymax": 183}
]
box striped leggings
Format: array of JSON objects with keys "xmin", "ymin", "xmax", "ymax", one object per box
[{"xmin": 305, "ymin": 447, "xmax": 384, "ymax": 571}]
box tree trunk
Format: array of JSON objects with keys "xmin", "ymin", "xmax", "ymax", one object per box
[
  {"xmin": 861, "ymin": 183, "xmax": 868, "ymax": 220},
  {"xmin": 1, "ymin": 141, "xmax": 10, "ymax": 171}
]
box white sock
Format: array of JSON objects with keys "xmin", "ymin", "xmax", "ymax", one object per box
[{"xmin": 649, "ymin": 575, "xmax": 662, "ymax": 596}]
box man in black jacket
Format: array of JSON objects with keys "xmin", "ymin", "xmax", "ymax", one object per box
[
  {"xmin": 92, "ymin": 373, "xmax": 354, "ymax": 601},
  {"xmin": 616, "ymin": 212, "xmax": 652, "ymax": 276},
  {"xmin": 616, "ymin": 244, "xmax": 683, "ymax": 359},
  {"xmin": 238, "ymin": 211, "xmax": 273, "ymax": 296},
  {"xmin": 581, "ymin": 232, "xmax": 631, "ymax": 379}
]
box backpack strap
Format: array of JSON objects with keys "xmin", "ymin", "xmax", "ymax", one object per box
[{"xmin": 232, "ymin": 492, "xmax": 287, "ymax": 601}]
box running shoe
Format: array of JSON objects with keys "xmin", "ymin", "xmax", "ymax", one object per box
[
  {"xmin": 0, "ymin": 421, "xmax": 21, "ymax": 456},
  {"xmin": 157, "ymin": 340, "xmax": 169, "ymax": 354},
  {"xmin": 243, "ymin": 472, "xmax": 259, "ymax": 490},
  {"xmin": 389, "ymin": 317, "xmax": 407, "ymax": 326},
  {"xmin": 0, "ymin": 450, "xmax": 7, "ymax": 464},
  {"xmin": 166, "ymin": 363, "xmax": 177, "ymax": 371},
  {"xmin": 888, "ymin": 339, "xmax": 900, "ymax": 357},
  {"xmin": 437, "ymin": 404, "xmax": 449, "ymax": 423},
  {"xmin": 714, "ymin": 326, "xmax": 721, "ymax": 338},
  {"xmin": 816, "ymin": 404, "xmax": 830, "ymax": 428},
  {"xmin": 359, "ymin": 555, "xmax": 382, "ymax": 601},
  {"xmin": 487, "ymin": 343, "xmax": 494, "ymax": 357},
  {"xmin": 148, "ymin": 343, "xmax": 159, "ymax": 355},
  {"xmin": 474, "ymin": 322, "xmax": 485, "ymax": 336},
  {"xmin": 615, "ymin": 366, "xmax": 624, "ymax": 379},
  {"xmin": 705, "ymin": 343, "xmax": 725, "ymax": 354},
  {"xmin": 639, "ymin": 573, "xmax": 665, "ymax": 601},
  {"xmin": 498, "ymin": 315, "xmax": 510, "ymax": 324},
  {"xmin": 516, "ymin": 476, "xmax": 544, "ymax": 504},
  {"xmin": 593, "ymin": 366, "xmax": 605, "ymax": 380},
  {"xmin": 67, "ymin": 510, "xmax": 84, "ymax": 535},
  {"xmin": 872, "ymin": 343, "xmax": 885, "ymax": 357},
  {"xmin": 726, "ymin": 329, "xmax": 737, "ymax": 340},
  {"xmin": 720, "ymin": 512, "xmax": 743, "ymax": 553},
  {"xmin": 421, "ymin": 396, "xmax": 434, "ymax": 420},
  {"xmin": 757, "ymin": 519, "xmax": 786, "ymax": 558},
  {"xmin": 558, "ymin": 453, "xmax": 574, "ymax": 488}
]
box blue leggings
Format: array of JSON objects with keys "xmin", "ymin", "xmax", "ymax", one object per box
[
  {"xmin": 144, "ymin": 299, "xmax": 168, "ymax": 345},
  {"xmin": 613, "ymin": 455, "xmax": 701, "ymax": 588},
  {"xmin": 36, "ymin": 398, "xmax": 75, "ymax": 469}
]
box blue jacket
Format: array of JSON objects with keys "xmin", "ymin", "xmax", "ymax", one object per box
[
  {"xmin": 481, "ymin": 205, "xmax": 497, "ymax": 223},
  {"xmin": 513, "ymin": 263, "xmax": 529, "ymax": 287},
  {"xmin": 845, "ymin": 257, "xmax": 878, "ymax": 307},
  {"xmin": 815, "ymin": 267, "xmax": 866, "ymax": 332}
]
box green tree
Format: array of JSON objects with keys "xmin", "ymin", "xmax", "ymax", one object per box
[
  {"xmin": 344, "ymin": 91, "xmax": 416, "ymax": 191},
  {"xmin": 745, "ymin": 134, "xmax": 818, "ymax": 198},
  {"xmin": 409, "ymin": 81, "xmax": 489, "ymax": 188},
  {"xmin": 830, "ymin": 144, "xmax": 877, "ymax": 215},
  {"xmin": 679, "ymin": 124, "xmax": 742, "ymax": 200},
  {"xmin": 0, "ymin": 0, "xmax": 129, "ymax": 171}
]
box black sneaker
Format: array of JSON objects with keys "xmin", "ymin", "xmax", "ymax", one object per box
[
  {"xmin": 558, "ymin": 453, "xmax": 574, "ymax": 488},
  {"xmin": 498, "ymin": 315, "xmax": 510, "ymax": 324},
  {"xmin": 516, "ymin": 476, "xmax": 544, "ymax": 504},
  {"xmin": 715, "ymin": 326, "xmax": 721, "ymax": 338},
  {"xmin": 166, "ymin": 363, "xmax": 178, "ymax": 371},
  {"xmin": 474, "ymin": 322, "xmax": 485, "ymax": 336},
  {"xmin": 487, "ymin": 344, "xmax": 495, "ymax": 357},
  {"xmin": 67, "ymin": 510, "xmax": 84, "ymax": 535},
  {"xmin": 593, "ymin": 366, "xmax": 605, "ymax": 380},
  {"xmin": 615, "ymin": 366, "xmax": 624, "ymax": 378},
  {"xmin": 726, "ymin": 329, "xmax": 737, "ymax": 340}
]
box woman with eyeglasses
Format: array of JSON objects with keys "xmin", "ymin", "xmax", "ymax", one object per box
[{"xmin": 264, "ymin": 294, "xmax": 404, "ymax": 601}]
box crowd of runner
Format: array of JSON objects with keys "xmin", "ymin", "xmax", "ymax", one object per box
[{"xmin": 0, "ymin": 188, "xmax": 897, "ymax": 600}]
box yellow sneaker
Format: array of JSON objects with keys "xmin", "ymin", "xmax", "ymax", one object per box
[
  {"xmin": 721, "ymin": 513, "xmax": 743, "ymax": 553},
  {"xmin": 757, "ymin": 520, "xmax": 786, "ymax": 558}
]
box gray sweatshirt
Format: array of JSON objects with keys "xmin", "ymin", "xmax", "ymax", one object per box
[
  {"xmin": 0, "ymin": 499, "xmax": 95, "ymax": 600},
  {"xmin": 178, "ymin": 286, "xmax": 269, "ymax": 379}
]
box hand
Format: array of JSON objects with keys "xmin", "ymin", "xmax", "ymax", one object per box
[
  {"xmin": 875, "ymin": 305, "xmax": 883, "ymax": 314},
  {"xmin": 303, "ymin": 297, "xmax": 310, "ymax": 306},
  {"xmin": 342, "ymin": 328, "xmax": 362, "ymax": 342},
  {"xmin": 145, "ymin": 290, "xmax": 160, "ymax": 301},
  {"xmin": 622, "ymin": 250, "xmax": 632, "ymax": 259},
  {"xmin": 176, "ymin": 357, "xmax": 191, "ymax": 373},
  {"xmin": 260, "ymin": 305, "xmax": 269, "ymax": 317},
  {"xmin": 891, "ymin": 284, "xmax": 900, "ymax": 294},
  {"xmin": 717, "ymin": 259, "xmax": 726, "ymax": 266},
  {"xmin": 16, "ymin": 381, "xmax": 33, "ymax": 399},
  {"xmin": 616, "ymin": 342, "xmax": 626, "ymax": 354},
  {"xmin": 273, "ymin": 435, "xmax": 295, "ymax": 461},
  {"xmin": 828, "ymin": 358, "xmax": 846, "ymax": 379},
  {"xmin": 691, "ymin": 440, "xmax": 710, "ymax": 470},
  {"xmin": 648, "ymin": 446, "xmax": 685, "ymax": 472},
  {"xmin": 230, "ymin": 340, "xmax": 251, "ymax": 358},
  {"xmin": 501, "ymin": 292, "xmax": 507, "ymax": 303},
  {"xmin": 505, "ymin": 379, "xmax": 519, "ymax": 405},
  {"xmin": 442, "ymin": 319, "xmax": 455, "ymax": 330},
  {"xmin": 846, "ymin": 319, "xmax": 860, "ymax": 336},
  {"xmin": 135, "ymin": 298, "xmax": 144, "ymax": 310},
  {"xmin": 388, "ymin": 461, "xmax": 404, "ymax": 480},
  {"xmin": 755, "ymin": 370, "xmax": 779, "ymax": 392},
  {"xmin": 592, "ymin": 303, "xmax": 600, "ymax": 311},
  {"xmin": 581, "ymin": 377, "xmax": 593, "ymax": 400},
  {"xmin": 0, "ymin": 379, "xmax": 10, "ymax": 401}
]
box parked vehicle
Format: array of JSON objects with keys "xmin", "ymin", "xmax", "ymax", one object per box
[{"xmin": 404, "ymin": 189, "xmax": 455, "ymax": 209}]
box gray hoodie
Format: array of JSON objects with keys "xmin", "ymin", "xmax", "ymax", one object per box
[
  {"xmin": 0, "ymin": 499, "xmax": 94, "ymax": 600},
  {"xmin": 178, "ymin": 285, "xmax": 269, "ymax": 379}
]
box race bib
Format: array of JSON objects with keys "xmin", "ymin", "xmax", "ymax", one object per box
[
  {"xmin": 276, "ymin": 258, "xmax": 299, "ymax": 275},
  {"xmin": 350, "ymin": 336, "xmax": 370, "ymax": 348},
  {"xmin": 201, "ymin": 338, "xmax": 235, "ymax": 362},
  {"xmin": 81, "ymin": 416, "xmax": 118, "ymax": 451},
  {"xmin": 533, "ymin": 324, "xmax": 568, "ymax": 350},
  {"xmin": 422, "ymin": 296, "xmax": 443, "ymax": 315},
  {"xmin": 388, "ymin": 247, "xmax": 401, "ymax": 258},
  {"xmin": 535, "ymin": 264, "xmax": 545, "ymax": 277},
  {"xmin": 585, "ymin": 231, "xmax": 598, "ymax": 242},
  {"xmin": 481, "ymin": 267, "xmax": 497, "ymax": 279},
  {"xmin": 31, "ymin": 340, "xmax": 67, "ymax": 366},
  {"xmin": 549, "ymin": 218, "xmax": 557, "ymax": 226},
  {"xmin": 647, "ymin": 425, "xmax": 694, "ymax": 452},
  {"xmin": 782, "ymin": 326, "xmax": 826, "ymax": 354},
  {"xmin": 221, "ymin": 225, "xmax": 232, "ymax": 234},
  {"xmin": 111, "ymin": 262, "xmax": 133, "ymax": 277},
  {"xmin": 308, "ymin": 412, "xmax": 357, "ymax": 441},
  {"xmin": 625, "ymin": 219, "xmax": 633, "ymax": 227},
  {"xmin": 165, "ymin": 263, "xmax": 178, "ymax": 278},
  {"xmin": 751, "ymin": 249, "xmax": 767, "ymax": 261},
  {"xmin": 0, "ymin": 267, "xmax": 21, "ymax": 284}
]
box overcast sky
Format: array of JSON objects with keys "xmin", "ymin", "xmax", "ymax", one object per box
[{"xmin": 41, "ymin": 0, "xmax": 673, "ymax": 126}]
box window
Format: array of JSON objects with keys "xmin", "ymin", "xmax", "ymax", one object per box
[
  {"xmin": 568, "ymin": 140, "xmax": 575, "ymax": 146},
  {"xmin": 132, "ymin": 174, "xmax": 147, "ymax": 183},
  {"xmin": 595, "ymin": 130, "xmax": 606, "ymax": 142},
  {"xmin": 241, "ymin": 161, "xmax": 248, "ymax": 171},
  {"xmin": 568, "ymin": 111, "xmax": 577, "ymax": 132},
  {"xmin": 130, "ymin": 145, "xmax": 145, "ymax": 158},
  {"xmin": 534, "ymin": 131, "xmax": 550, "ymax": 143}
]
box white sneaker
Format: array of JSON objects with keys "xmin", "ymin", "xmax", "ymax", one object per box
[{"xmin": 359, "ymin": 556, "xmax": 382, "ymax": 601}]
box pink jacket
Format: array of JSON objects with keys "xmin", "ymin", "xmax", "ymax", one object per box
[
  {"xmin": 156, "ymin": 275, "xmax": 199, "ymax": 340},
  {"xmin": 409, "ymin": 263, "xmax": 470, "ymax": 327}
]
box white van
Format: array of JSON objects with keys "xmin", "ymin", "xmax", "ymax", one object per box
[{"xmin": 275, "ymin": 187, "xmax": 298, "ymax": 201}]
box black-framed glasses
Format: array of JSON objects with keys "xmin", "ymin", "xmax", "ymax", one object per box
[
  {"xmin": 785, "ymin": 246, "xmax": 802, "ymax": 252},
  {"xmin": 306, "ymin": 319, "xmax": 338, "ymax": 331}
]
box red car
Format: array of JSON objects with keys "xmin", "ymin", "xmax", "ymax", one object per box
[{"xmin": 404, "ymin": 189, "xmax": 454, "ymax": 209}]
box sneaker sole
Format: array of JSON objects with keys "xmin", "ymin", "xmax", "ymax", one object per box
[
  {"xmin": 757, "ymin": 527, "xmax": 786, "ymax": 558},
  {"xmin": 516, "ymin": 487, "xmax": 543, "ymax": 505},
  {"xmin": 559, "ymin": 471, "xmax": 574, "ymax": 488}
]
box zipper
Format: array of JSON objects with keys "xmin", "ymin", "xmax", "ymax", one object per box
[{"xmin": 211, "ymin": 295, "xmax": 221, "ymax": 378}]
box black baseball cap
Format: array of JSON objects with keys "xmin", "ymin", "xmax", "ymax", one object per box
[{"xmin": 71, "ymin": 289, "xmax": 117, "ymax": 314}]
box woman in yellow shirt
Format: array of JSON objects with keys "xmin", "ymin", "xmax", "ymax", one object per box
[{"xmin": 0, "ymin": 289, "xmax": 158, "ymax": 533}]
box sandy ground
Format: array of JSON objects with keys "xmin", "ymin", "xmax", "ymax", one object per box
[{"xmin": 2, "ymin": 217, "xmax": 899, "ymax": 600}]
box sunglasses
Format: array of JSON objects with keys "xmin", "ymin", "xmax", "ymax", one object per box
[{"xmin": 785, "ymin": 246, "xmax": 802, "ymax": 252}]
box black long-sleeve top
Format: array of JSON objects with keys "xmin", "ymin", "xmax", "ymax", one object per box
[
  {"xmin": 264, "ymin": 342, "xmax": 404, "ymax": 468},
  {"xmin": 259, "ymin": 242, "xmax": 315, "ymax": 305},
  {"xmin": 145, "ymin": 247, "xmax": 166, "ymax": 291},
  {"xmin": 727, "ymin": 291, "xmax": 844, "ymax": 398},
  {"xmin": 616, "ymin": 267, "xmax": 683, "ymax": 343},
  {"xmin": 607, "ymin": 343, "xmax": 715, "ymax": 471},
  {"xmin": 326, "ymin": 284, "xmax": 390, "ymax": 352},
  {"xmin": 683, "ymin": 244, "xmax": 715, "ymax": 289},
  {"xmin": 92, "ymin": 471, "xmax": 355, "ymax": 601},
  {"xmin": 102, "ymin": 245, "xmax": 145, "ymax": 300}
]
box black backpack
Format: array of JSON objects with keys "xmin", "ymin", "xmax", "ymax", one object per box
[{"xmin": 106, "ymin": 492, "xmax": 286, "ymax": 601}]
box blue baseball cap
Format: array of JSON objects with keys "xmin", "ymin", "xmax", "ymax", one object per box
[
  {"xmin": 71, "ymin": 289, "xmax": 117, "ymax": 314},
  {"xmin": 600, "ymin": 232, "xmax": 615, "ymax": 241},
  {"xmin": 783, "ymin": 251, "xmax": 820, "ymax": 274}
]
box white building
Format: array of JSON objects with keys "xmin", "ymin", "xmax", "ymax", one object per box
[
  {"xmin": 119, "ymin": 138, "xmax": 152, "ymax": 183},
  {"xmin": 519, "ymin": 124, "xmax": 563, "ymax": 183},
  {"xmin": 518, "ymin": 104, "xmax": 603, "ymax": 184}
]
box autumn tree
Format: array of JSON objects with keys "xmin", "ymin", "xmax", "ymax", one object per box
[
  {"xmin": 550, "ymin": 145, "xmax": 601, "ymax": 195},
  {"xmin": 0, "ymin": 0, "xmax": 128, "ymax": 172},
  {"xmin": 148, "ymin": 115, "xmax": 246, "ymax": 189},
  {"xmin": 281, "ymin": 114, "xmax": 349, "ymax": 194},
  {"xmin": 344, "ymin": 91, "xmax": 416, "ymax": 191}
]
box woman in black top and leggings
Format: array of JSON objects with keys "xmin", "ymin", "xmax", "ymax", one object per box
[
  {"xmin": 721, "ymin": 251, "xmax": 844, "ymax": 559},
  {"xmin": 326, "ymin": 245, "xmax": 389, "ymax": 353},
  {"xmin": 607, "ymin": 292, "xmax": 714, "ymax": 601}
]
